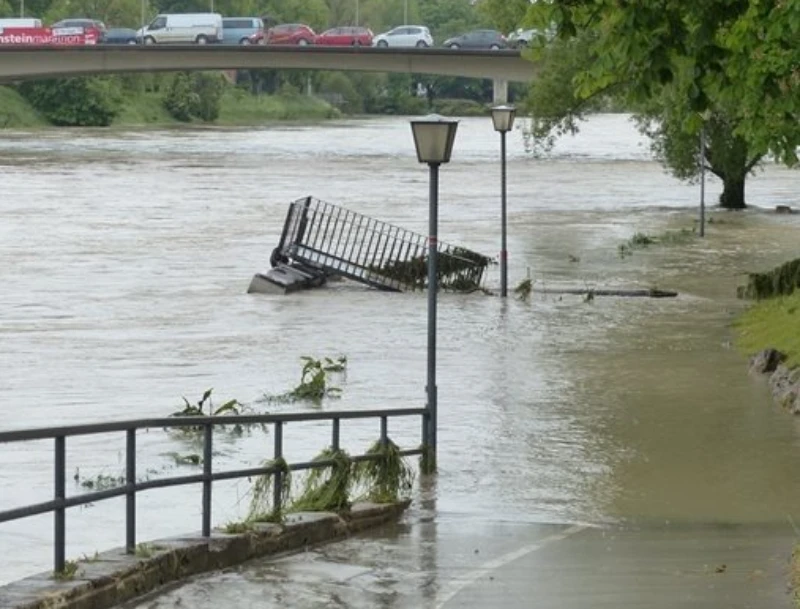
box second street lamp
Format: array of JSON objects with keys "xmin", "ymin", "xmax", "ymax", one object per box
[
  {"xmin": 410, "ymin": 114, "xmax": 459, "ymax": 472},
  {"xmin": 491, "ymin": 105, "xmax": 516, "ymax": 297}
]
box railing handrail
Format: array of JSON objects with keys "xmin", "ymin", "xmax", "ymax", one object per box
[
  {"xmin": 0, "ymin": 407, "xmax": 427, "ymax": 443},
  {"xmin": 0, "ymin": 406, "xmax": 430, "ymax": 575}
]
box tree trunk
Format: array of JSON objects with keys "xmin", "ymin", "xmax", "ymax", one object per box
[{"xmin": 719, "ymin": 175, "xmax": 746, "ymax": 209}]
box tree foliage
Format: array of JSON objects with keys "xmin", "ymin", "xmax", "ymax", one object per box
[
  {"xmin": 44, "ymin": 0, "xmax": 147, "ymax": 27},
  {"xmin": 18, "ymin": 77, "xmax": 121, "ymax": 126},
  {"xmin": 522, "ymin": 0, "xmax": 799, "ymax": 166},
  {"xmin": 163, "ymin": 72, "xmax": 226, "ymax": 122}
]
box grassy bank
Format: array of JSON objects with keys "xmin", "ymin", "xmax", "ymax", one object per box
[
  {"xmin": 735, "ymin": 290, "xmax": 800, "ymax": 368},
  {"xmin": 2, "ymin": 85, "xmax": 339, "ymax": 129},
  {"xmin": 0, "ymin": 86, "xmax": 47, "ymax": 128},
  {"xmin": 216, "ymin": 89, "xmax": 340, "ymax": 124}
]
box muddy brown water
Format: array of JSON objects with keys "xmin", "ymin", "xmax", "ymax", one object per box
[{"xmin": 0, "ymin": 115, "xmax": 799, "ymax": 585}]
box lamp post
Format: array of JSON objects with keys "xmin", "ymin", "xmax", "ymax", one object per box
[
  {"xmin": 410, "ymin": 114, "xmax": 459, "ymax": 472},
  {"xmin": 491, "ymin": 104, "xmax": 516, "ymax": 297}
]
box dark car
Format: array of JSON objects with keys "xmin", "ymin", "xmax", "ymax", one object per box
[
  {"xmin": 314, "ymin": 26, "xmax": 373, "ymax": 46},
  {"xmin": 443, "ymin": 29, "xmax": 506, "ymax": 50},
  {"xmin": 103, "ymin": 27, "xmax": 138, "ymax": 44},
  {"xmin": 52, "ymin": 18, "xmax": 107, "ymax": 42}
]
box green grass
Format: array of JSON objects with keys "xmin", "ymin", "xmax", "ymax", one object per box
[
  {"xmin": 735, "ymin": 291, "xmax": 800, "ymax": 368},
  {"xmin": 217, "ymin": 89, "xmax": 340, "ymax": 124},
  {"xmin": 113, "ymin": 92, "xmax": 177, "ymax": 126},
  {"xmin": 0, "ymin": 86, "xmax": 47, "ymax": 128}
]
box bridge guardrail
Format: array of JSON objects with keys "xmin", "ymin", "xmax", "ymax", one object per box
[{"xmin": 0, "ymin": 408, "xmax": 426, "ymax": 574}]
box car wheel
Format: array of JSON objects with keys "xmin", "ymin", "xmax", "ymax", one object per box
[
  {"xmin": 377, "ymin": 40, "xmax": 388, "ymax": 47},
  {"xmin": 195, "ymin": 35, "xmax": 208, "ymax": 44},
  {"xmin": 240, "ymin": 37, "xmax": 250, "ymax": 45},
  {"xmin": 490, "ymin": 43, "xmax": 501, "ymax": 50},
  {"xmin": 144, "ymin": 36, "xmax": 155, "ymax": 45}
]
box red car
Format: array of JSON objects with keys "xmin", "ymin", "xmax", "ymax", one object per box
[
  {"xmin": 314, "ymin": 26, "xmax": 373, "ymax": 46},
  {"xmin": 250, "ymin": 23, "xmax": 316, "ymax": 45}
]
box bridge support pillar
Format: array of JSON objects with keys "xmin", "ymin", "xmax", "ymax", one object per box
[{"xmin": 493, "ymin": 79, "xmax": 509, "ymax": 105}]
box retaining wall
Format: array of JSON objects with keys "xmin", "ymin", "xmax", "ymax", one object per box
[{"xmin": 0, "ymin": 501, "xmax": 409, "ymax": 609}]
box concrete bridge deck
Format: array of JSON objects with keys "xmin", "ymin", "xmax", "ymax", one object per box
[{"xmin": 0, "ymin": 46, "xmax": 535, "ymax": 84}]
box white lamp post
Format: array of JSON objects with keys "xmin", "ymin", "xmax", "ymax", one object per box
[
  {"xmin": 410, "ymin": 114, "xmax": 459, "ymax": 472},
  {"xmin": 491, "ymin": 104, "xmax": 516, "ymax": 297}
]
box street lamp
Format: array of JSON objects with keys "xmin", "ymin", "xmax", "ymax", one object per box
[
  {"xmin": 491, "ymin": 104, "xmax": 516, "ymax": 297},
  {"xmin": 410, "ymin": 114, "xmax": 459, "ymax": 472}
]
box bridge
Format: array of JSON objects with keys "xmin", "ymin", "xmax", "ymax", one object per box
[{"xmin": 0, "ymin": 46, "xmax": 536, "ymax": 103}]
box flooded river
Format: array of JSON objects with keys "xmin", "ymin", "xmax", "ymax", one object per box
[{"xmin": 0, "ymin": 115, "xmax": 799, "ymax": 585}]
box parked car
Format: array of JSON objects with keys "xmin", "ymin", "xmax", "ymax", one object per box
[
  {"xmin": 372, "ymin": 25, "xmax": 432, "ymax": 48},
  {"xmin": 52, "ymin": 18, "xmax": 106, "ymax": 42},
  {"xmin": 506, "ymin": 27, "xmax": 555, "ymax": 48},
  {"xmin": 136, "ymin": 13, "xmax": 223, "ymax": 44},
  {"xmin": 260, "ymin": 23, "xmax": 316, "ymax": 45},
  {"xmin": 314, "ymin": 26, "xmax": 372, "ymax": 47},
  {"xmin": 103, "ymin": 27, "xmax": 138, "ymax": 44},
  {"xmin": 221, "ymin": 17, "xmax": 262, "ymax": 44},
  {"xmin": 442, "ymin": 29, "xmax": 506, "ymax": 50}
]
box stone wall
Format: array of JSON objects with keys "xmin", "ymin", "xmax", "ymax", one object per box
[
  {"xmin": 0, "ymin": 501, "xmax": 409, "ymax": 609},
  {"xmin": 749, "ymin": 348, "xmax": 800, "ymax": 413}
]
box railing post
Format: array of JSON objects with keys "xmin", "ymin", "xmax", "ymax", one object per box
[
  {"xmin": 202, "ymin": 423, "xmax": 212, "ymax": 537},
  {"xmin": 331, "ymin": 418, "xmax": 340, "ymax": 451},
  {"xmin": 126, "ymin": 429, "xmax": 136, "ymax": 553},
  {"xmin": 380, "ymin": 416, "xmax": 388, "ymax": 445},
  {"xmin": 54, "ymin": 436, "xmax": 65, "ymax": 574},
  {"xmin": 273, "ymin": 421, "xmax": 284, "ymax": 515}
]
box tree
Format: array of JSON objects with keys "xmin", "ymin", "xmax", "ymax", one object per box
[
  {"xmin": 498, "ymin": 1, "xmax": 799, "ymax": 209},
  {"xmin": 475, "ymin": 0, "xmax": 529, "ymax": 35},
  {"xmin": 45, "ymin": 0, "xmax": 149, "ymax": 26},
  {"xmin": 18, "ymin": 77, "xmax": 121, "ymax": 126}
]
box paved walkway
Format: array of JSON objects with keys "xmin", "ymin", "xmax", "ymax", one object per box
[{"xmin": 125, "ymin": 503, "xmax": 795, "ymax": 609}]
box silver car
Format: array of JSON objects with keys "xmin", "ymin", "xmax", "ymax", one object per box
[{"xmin": 372, "ymin": 25, "xmax": 433, "ymax": 48}]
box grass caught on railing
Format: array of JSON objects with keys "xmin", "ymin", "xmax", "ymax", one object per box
[
  {"xmin": 369, "ymin": 247, "xmax": 492, "ymax": 292},
  {"xmin": 354, "ymin": 440, "xmax": 414, "ymax": 503},
  {"xmin": 247, "ymin": 457, "xmax": 291, "ymax": 523},
  {"xmin": 291, "ymin": 448, "xmax": 353, "ymax": 513}
]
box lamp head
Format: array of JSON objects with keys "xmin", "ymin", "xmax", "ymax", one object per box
[
  {"xmin": 491, "ymin": 105, "xmax": 516, "ymax": 133},
  {"xmin": 410, "ymin": 114, "xmax": 459, "ymax": 164}
]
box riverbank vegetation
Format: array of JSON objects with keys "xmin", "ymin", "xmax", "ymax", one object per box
[
  {"xmin": 482, "ymin": 0, "xmax": 799, "ymax": 210},
  {"xmin": 736, "ymin": 257, "xmax": 800, "ymax": 369}
]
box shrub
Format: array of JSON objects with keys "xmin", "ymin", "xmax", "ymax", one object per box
[
  {"xmin": 162, "ymin": 72, "xmax": 227, "ymax": 123},
  {"xmin": 17, "ymin": 77, "xmax": 121, "ymax": 126}
]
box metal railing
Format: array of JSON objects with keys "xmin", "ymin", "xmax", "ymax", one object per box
[
  {"xmin": 273, "ymin": 196, "xmax": 491, "ymax": 292},
  {"xmin": 0, "ymin": 408, "xmax": 427, "ymax": 574}
]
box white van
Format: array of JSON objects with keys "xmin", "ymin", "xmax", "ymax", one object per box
[
  {"xmin": 137, "ymin": 13, "xmax": 223, "ymax": 44},
  {"xmin": 0, "ymin": 18, "xmax": 43, "ymax": 28}
]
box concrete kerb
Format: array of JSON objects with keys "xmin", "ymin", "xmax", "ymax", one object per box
[{"xmin": 0, "ymin": 500, "xmax": 410, "ymax": 609}]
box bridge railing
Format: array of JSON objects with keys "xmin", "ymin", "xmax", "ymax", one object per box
[{"xmin": 0, "ymin": 408, "xmax": 427, "ymax": 574}]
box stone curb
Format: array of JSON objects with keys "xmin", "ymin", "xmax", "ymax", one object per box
[{"xmin": 0, "ymin": 500, "xmax": 410, "ymax": 609}]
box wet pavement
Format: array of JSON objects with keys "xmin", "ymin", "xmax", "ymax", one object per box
[{"xmin": 126, "ymin": 497, "xmax": 794, "ymax": 609}]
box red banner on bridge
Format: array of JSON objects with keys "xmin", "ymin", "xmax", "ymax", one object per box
[{"xmin": 0, "ymin": 26, "xmax": 98, "ymax": 46}]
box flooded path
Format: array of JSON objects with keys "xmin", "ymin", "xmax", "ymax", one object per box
[{"xmin": 1, "ymin": 115, "xmax": 799, "ymax": 587}]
